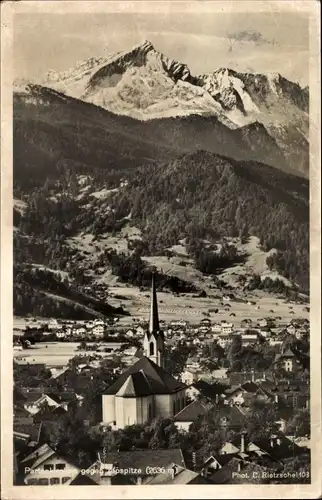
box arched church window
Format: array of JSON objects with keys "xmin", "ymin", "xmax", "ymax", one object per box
[
  {"xmin": 149, "ymin": 342, "xmax": 154, "ymax": 356},
  {"xmin": 173, "ymin": 400, "xmax": 176, "ymax": 415}
]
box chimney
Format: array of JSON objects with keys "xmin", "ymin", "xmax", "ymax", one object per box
[
  {"xmin": 170, "ymin": 464, "xmax": 178, "ymax": 479},
  {"xmin": 240, "ymin": 432, "xmax": 245, "ymax": 453}
]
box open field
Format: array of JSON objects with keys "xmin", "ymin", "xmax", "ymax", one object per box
[
  {"xmin": 13, "ymin": 341, "xmax": 125, "ymax": 367},
  {"xmin": 108, "ymin": 286, "xmax": 309, "ymax": 326},
  {"xmin": 14, "ymin": 284, "xmax": 309, "ymax": 331}
]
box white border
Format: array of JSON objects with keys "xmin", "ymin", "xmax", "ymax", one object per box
[{"xmin": 1, "ymin": 2, "xmax": 321, "ymax": 499}]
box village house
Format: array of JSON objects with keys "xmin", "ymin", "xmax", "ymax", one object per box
[
  {"xmin": 258, "ymin": 329, "xmax": 271, "ymax": 339},
  {"xmin": 224, "ymin": 381, "xmax": 271, "ymax": 407},
  {"xmin": 23, "ymin": 393, "xmax": 62, "ymax": 415},
  {"xmin": 181, "ymin": 369, "xmax": 201, "ymax": 386},
  {"xmin": 296, "ymin": 328, "xmax": 308, "ymax": 340},
  {"xmin": 170, "ymin": 320, "xmax": 188, "ymax": 328},
  {"xmin": 125, "ymin": 329, "xmax": 135, "ymax": 337},
  {"xmin": 215, "ymin": 405, "xmax": 248, "ymax": 431},
  {"xmin": 135, "ymin": 326, "xmax": 145, "ymax": 336},
  {"xmin": 212, "ymin": 368, "xmax": 229, "ymax": 380},
  {"xmin": 272, "ymin": 348, "xmax": 303, "ymax": 373},
  {"xmin": 198, "ymin": 325, "xmax": 211, "ymax": 334},
  {"xmin": 14, "ymin": 413, "xmax": 44, "ymax": 451},
  {"xmin": 93, "ymin": 318, "xmax": 105, "ymax": 326},
  {"xmin": 90, "ymin": 324, "xmax": 105, "ymax": 337},
  {"xmin": 241, "ymin": 332, "xmax": 260, "ymax": 346},
  {"xmin": 201, "ymin": 453, "xmax": 239, "ymax": 478},
  {"xmin": 217, "ymin": 334, "xmax": 232, "ymax": 348},
  {"xmin": 215, "ymin": 431, "xmax": 305, "ymax": 464},
  {"xmin": 55, "ymin": 330, "xmax": 66, "ymax": 339},
  {"xmin": 72, "ymin": 327, "xmax": 87, "ymax": 336},
  {"xmin": 228, "ymin": 371, "xmax": 268, "ymax": 386},
  {"xmin": 286, "ymin": 324, "xmax": 297, "ymax": 336},
  {"xmin": 185, "ymin": 358, "xmax": 200, "ymax": 371},
  {"xmin": 221, "ymin": 323, "xmax": 233, "ymax": 335},
  {"xmin": 269, "ymin": 338, "xmax": 283, "ymax": 347},
  {"xmin": 261, "ymin": 379, "xmax": 310, "ymax": 410},
  {"xmin": 33, "ymin": 405, "xmax": 68, "ymax": 424},
  {"xmin": 211, "ymin": 323, "xmax": 222, "ymax": 334},
  {"xmin": 240, "ymin": 319, "xmax": 253, "ymax": 328},
  {"xmin": 123, "ymin": 346, "xmax": 138, "ymax": 357},
  {"xmin": 23, "ymin": 390, "xmax": 83, "ymax": 415},
  {"xmin": 21, "ymin": 444, "xmax": 80, "ymax": 485},
  {"xmin": 186, "ymin": 380, "xmax": 226, "ymax": 404},
  {"xmin": 48, "ymin": 319, "xmax": 60, "ymax": 330},
  {"xmin": 173, "ymin": 400, "xmax": 210, "ymax": 431}
]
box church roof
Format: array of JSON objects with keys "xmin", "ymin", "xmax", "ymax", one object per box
[
  {"xmin": 116, "ymin": 372, "xmax": 153, "ymax": 398},
  {"xmin": 103, "ymin": 357, "xmax": 187, "ymax": 396}
]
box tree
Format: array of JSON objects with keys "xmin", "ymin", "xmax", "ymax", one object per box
[
  {"xmin": 227, "ymin": 335, "xmax": 243, "ymax": 371},
  {"xmin": 246, "ymin": 401, "xmax": 280, "ymax": 442},
  {"xmin": 286, "ymin": 408, "xmax": 310, "ymax": 437},
  {"xmin": 272, "ymin": 454, "xmax": 310, "ymax": 484}
]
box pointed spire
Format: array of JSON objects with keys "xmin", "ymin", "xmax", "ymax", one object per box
[{"xmin": 149, "ymin": 271, "xmax": 160, "ymax": 334}]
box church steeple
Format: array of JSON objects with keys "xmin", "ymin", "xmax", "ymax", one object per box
[
  {"xmin": 143, "ymin": 272, "xmax": 165, "ymax": 367},
  {"xmin": 149, "ymin": 271, "xmax": 160, "ymax": 334}
]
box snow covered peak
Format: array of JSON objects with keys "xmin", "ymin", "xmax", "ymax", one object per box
[{"xmin": 39, "ymin": 40, "xmax": 309, "ymax": 145}]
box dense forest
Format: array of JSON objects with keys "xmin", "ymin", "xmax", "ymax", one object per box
[{"xmin": 110, "ymin": 151, "xmax": 309, "ymax": 290}]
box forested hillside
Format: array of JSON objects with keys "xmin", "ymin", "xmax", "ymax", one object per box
[
  {"xmin": 13, "ymin": 84, "xmax": 310, "ymax": 317},
  {"xmin": 110, "ymin": 151, "xmax": 309, "ymax": 290}
]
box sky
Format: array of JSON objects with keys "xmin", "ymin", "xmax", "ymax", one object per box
[{"xmin": 13, "ymin": 8, "xmax": 310, "ymax": 86}]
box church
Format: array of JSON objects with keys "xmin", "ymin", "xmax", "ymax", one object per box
[{"xmin": 101, "ymin": 274, "xmax": 187, "ymax": 429}]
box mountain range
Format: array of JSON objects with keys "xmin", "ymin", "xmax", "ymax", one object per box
[{"xmin": 41, "ymin": 40, "xmax": 309, "ymax": 177}]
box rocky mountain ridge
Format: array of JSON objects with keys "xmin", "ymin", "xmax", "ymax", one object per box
[{"xmin": 39, "ymin": 40, "xmax": 309, "ymax": 176}]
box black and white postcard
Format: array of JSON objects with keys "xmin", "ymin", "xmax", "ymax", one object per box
[{"xmin": 1, "ymin": 1, "xmax": 321, "ymax": 498}]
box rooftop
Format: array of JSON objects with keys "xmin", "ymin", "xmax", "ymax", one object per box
[
  {"xmin": 103, "ymin": 357, "xmax": 186, "ymax": 396},
  {"xmin": 174, "ymin": 400, "xmax": 209, "ymax": 422},
  {"xmin": 97, "ymin": 448, "xmax": 186, "ymax": 473}
]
